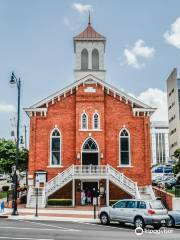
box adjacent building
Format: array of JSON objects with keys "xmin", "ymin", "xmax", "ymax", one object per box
[
  {"xmin": 151, "ymin": 121, "xmax": 169, "ymax": 165},
  {"xmin": 167, "ymin": 68, "xmax": 180, "ymax": 157},
  {"xmin": 25, "ymin": 19, "xmax": 156, "ymax": 207}
]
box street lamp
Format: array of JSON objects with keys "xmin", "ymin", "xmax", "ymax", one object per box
[{"xmin": 9, "ymin": 71, "xmax": 21, "ymax": 215}]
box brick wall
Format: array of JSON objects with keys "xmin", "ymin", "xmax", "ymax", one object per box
[
  {"xmin": 28, "ymin": 82, "xmax": 152, "ymax": 188},
  {"xmin": 48, "ymin": 181, "xmax": 72, "ymax": 199},
  {"xmin": 153, "ymin": 187, "xmax": 173, "ymax": 210},
  {"xmin": 109, "ymin": 182, "xmax": 132, "ymax": 200}
]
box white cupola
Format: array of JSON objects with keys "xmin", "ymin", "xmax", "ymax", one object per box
[{"xmin": 73, "ymin": 14, "xmax": 106, "ymax": 81}]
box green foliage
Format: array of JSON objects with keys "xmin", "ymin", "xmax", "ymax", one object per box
[
  {"xmin": 174, "ymin": 149, "xmax": 180, "ymax": 159},
  {"xmin": 173, "ymin": 148, "xmax": 180, "ymax": 175},
  {"xmin": 0, "ymin": 191, "xmax": 7, "ymax": 199},
  {"xmin": 48, "ymin": 199, "xmax": 72, "ymax": 206},
  {"xmin": 2, "ymin": 186, "xmax": 9, "ymax": 192},
  {"xmin": 0, "ymin": 139, "xmax": 28, "ymax": 173}
]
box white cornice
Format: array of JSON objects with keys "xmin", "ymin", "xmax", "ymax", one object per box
[{"xmin": 24, "ymin": 74, "xmax": 156, "ymax": 117}]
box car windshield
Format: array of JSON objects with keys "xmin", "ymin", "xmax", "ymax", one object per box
[{"xmin": 149, "ymin": 201, "xmax": 164, "ymax": 209}]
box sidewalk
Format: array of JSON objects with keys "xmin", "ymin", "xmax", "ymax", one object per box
[
  {"xmin": 0, "ymin": 208, "xmax": 11, "ymax": 218},
  {"xmin": 7, "ymin": 206, "xmax": 101, "ymax": 222}
]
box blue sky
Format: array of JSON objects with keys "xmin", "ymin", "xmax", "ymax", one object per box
[{"xmin": 0, "ymin": 0, "xmax": 180, "ymax": 141}]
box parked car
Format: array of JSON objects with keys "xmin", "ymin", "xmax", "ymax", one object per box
[
  {"xmin": 0, "ymin": 174, "xmax": 6, "ymax": 181},
  {"xmin": 152, "ymin": 176, "xmax": 163, "ymax": 186},
  {"xmin": 167, "ymin": 210, "xmax": 180, "ymax": 227},
  {"xmin": 98, "ymin": 199, "xmax": 169, "ymax": 229},
  {"xmin": 153, "ymin": 166, "xmax": 173, "ymax": 174},
  {"xmin": 164, "ymin": 178, "xmax": 177, "ymax": 189}
]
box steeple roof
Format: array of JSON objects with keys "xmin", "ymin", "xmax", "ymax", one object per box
[
  {"xmin": 74, "ymin": 24, "xmax": 106, "ymax": 40},
  {"xmin": 74, "ymin": 14, "xmax": 106, "ymax": 40}
]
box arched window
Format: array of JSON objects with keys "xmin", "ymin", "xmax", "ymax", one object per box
[
  {"xmin": 93, "ymin": 113, "xmax": 100, "ymax": 129},
  {"xmin": 119, "ymin": 129, "xmax": 130, "ymax": 166},
  {"xmin": 81, "ymin": 113, "xmax": 88, "ymax": 129},
  {"xmin": 92, "ymin": 49, "xmax": 99, "ymax": 70},
  {"xmin": 81, "ymin": 49, "xmax": 88, "ymax": 70},
  {"xmin": 82, "ymin": 137, "xmax": 98, "ymax": 152},
  {"xmin": 50, "ymin": 129, "xmax": 61, "ymax": 166}
]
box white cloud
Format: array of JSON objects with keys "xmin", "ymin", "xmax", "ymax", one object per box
[
  {"xmin": 137, "ymin": 88, "xmax": 168, "ymax": 121},
  {"xmin": 72, "ymin": 3, "xmax": 92, "ymax": 13},
  {"xmin": 164, "ymin": 17, "xmax": 180, "ymax": 49},
  {"xmin": 124, "ymin": 39, "xmax": 155, "ymax": 69},
  {"xmin": 0, "ymin": 103, "xmax": 16, "ymax": 113}
]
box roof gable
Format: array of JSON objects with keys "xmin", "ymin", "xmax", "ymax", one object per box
[
  {"xmin": 24, "ymin": 75, "xmax": 156, "ymax": 117},
  {"xmin": 74, "ymin": 24, "xmax": 106, "ymax": 40}
]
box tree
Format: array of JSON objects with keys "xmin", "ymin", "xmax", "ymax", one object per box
[
  {"xmin": 173, "ymin": 148, "xmax": 180, "ymax": 175},
  {"xmin": 0, "ymin": 139, "xmax": 28, "ymax": 174}
]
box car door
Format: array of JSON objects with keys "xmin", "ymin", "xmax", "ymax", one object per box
[
  {"xmin": 125, "ymin": 200, "xmax": 137, "ymax": 223},
  {"xmin": 109, "ymin": 200, "xmax": 127, "ymax": 221}
]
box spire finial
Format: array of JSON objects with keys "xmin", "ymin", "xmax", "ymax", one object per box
[{"xmin": 88, "ymin": 11, "xmax": 91, "ymax": 25}]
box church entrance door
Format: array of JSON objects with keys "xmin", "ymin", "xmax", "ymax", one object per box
[{"xmin": 81, "ymin": 137, "xmax": 99, "ymax": 165}]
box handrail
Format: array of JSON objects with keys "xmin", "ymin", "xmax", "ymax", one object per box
[{"xmin": 44, "ymin": 164, "xmax": 138, "ymax": 198}]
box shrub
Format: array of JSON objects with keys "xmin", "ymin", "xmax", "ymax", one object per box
[
  {"xmin": 48, "ymin": 199, "xmax": 72, "ymax": 206},
  {"xmin": 2, "ymin": 186, "xmax": 9, "ymax": 192}
]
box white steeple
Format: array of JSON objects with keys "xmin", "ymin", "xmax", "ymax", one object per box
[{"xmin": 73, "ymin": 15, "xmax": 106, "ymax": 81}]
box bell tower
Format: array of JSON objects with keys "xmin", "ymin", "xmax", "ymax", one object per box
[{"xmin": 73, "ymin": 14, "xmax": 106, "ymax": 81}]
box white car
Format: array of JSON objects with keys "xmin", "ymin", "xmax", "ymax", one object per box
[
  {"xmin": 0, "ymin": 174, "xmax": 6, "ymax": 181},
  {"xmin": 98, "ymin": 199, "xmax": 169, "ymax": 229}
]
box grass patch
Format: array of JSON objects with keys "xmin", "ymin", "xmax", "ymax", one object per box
[
  {"xmin": 0, "ymin": 191, "xmax": 7, "ymax": 199},
  {"xmin": 165, "ymin": 188, "xmax": 175, "ymax": 195}
]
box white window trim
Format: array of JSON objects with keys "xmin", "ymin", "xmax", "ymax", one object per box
[
  {"xmin": 81, "ymin": 112, "xmax": 88, "ymax": 130},
  {"xmin": 81, "ymin": 136, "xmax": 100, "ymax": 165},
  {"xmin": 79, "ymin": 129, "xmax": 102, "ymax": 132},
  {"xmin": 119, "ymin": 128, "xmax": 131, "ymax": 166},
  {"xmin": 50, "ymin": 128, "xmax": 62, "ymax": 167},
  {"xmin": 47, "ymin": 165, "xmax": 64, "ymax": 168},
  {"xmin": 92, "ymin": 112, "xmax": 100, "ymax": 130}
]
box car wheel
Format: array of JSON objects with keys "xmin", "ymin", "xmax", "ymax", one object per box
[
  {"xmin": 153, "ymin": 224, "xmax": 162, "ymax": 230},
  {"xmin": 167, "ymin": 216, "xmax": 175, "ymax": 228},
  {"xmin": 100, "ymin": 213, "xmax": 110, "ymax": 225},
  {"xmin": 134, "ymin": 217, "xmax": 145, "ymax": 229}
]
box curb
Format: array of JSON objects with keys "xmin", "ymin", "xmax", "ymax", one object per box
[
  {"xmin": 8, "ymin": 215, "xmax": 100, "ymax": 223},
  {"xmin": 0, "ymin": 215, "xmax": 8, "ymax": 218}
]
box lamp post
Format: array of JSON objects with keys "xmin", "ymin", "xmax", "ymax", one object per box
[{"xmin": 9, "ymin": 71, "xmax": 21, "ymax": 215}]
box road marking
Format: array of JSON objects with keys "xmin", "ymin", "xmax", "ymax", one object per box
[
  {"xmin": 16, "ymin": 219, "xmax": 80, "ymax": 232},
  {"xmin": 0, "ymin": 226, "xmax": 75, "ymax": 232},
  {"xmin": 72, "ymin": 221, "xmax": 134, "ymax": 231},
  {"xmin": 0, "ymin": 237, "xmax": 54, "ymax": 240}
]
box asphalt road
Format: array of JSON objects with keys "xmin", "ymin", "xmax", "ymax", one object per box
[{"xmin": 0, "ymin": 219, "xmax": 180, "ymax": 240}]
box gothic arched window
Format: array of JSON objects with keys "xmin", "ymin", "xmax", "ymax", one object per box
[
  {"xmin": 81, "ymin": 49, "xmax": 88, "ymax": 70},
  {"xmin": 92, "ymin": 49, "xmax": 99, "ymax": 70},
  {"xmin": 50, "ymin": 129, "xmax": 61, "ymax": 166},
  {"xmin": 93, "ymin": 113, "xmax": 100, "ymax": 129},
  {"xmin": 119, "ymin": 129, "xmax": 130, "ymax": 166},
  {"xmin": 81, "ymin": 113, "xmax": 88, "ymax": 130},
  {"xmin": 82, "ymin": 137, "xmax": 98, "ymax": 152}
]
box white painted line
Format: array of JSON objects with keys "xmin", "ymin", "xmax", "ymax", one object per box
[
  {"xmin": 72, "ymin": 221, "xmax": 134, "ymax": 231},
  {"xmin": 0, "ymin": 237, "xmax": 54, "ymax": 240},
  {"xmin": 0, "ymin": 226, "xmax": 76, "ymax": 232},
  {"xmin": 16, "ymin": 219, "xmax": 80, "ymax": 232}
]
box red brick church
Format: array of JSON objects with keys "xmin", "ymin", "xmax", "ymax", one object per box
[{"xmin": 25, "ymin": 18, "xmax": 156, "ymax": 207}]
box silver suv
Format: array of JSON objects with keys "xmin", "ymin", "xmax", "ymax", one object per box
[{"xmin": 98, "ymin": 199, "xmax": 169, "ymax": 229}]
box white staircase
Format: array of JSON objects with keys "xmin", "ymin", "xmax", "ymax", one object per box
[
  {"xmin": 138, "ymin": 185, "xmax": 156, "ymax": 200},
  {"xmin": 27, "ymin": 164, "xmax": 155, "ymax": 208}
]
